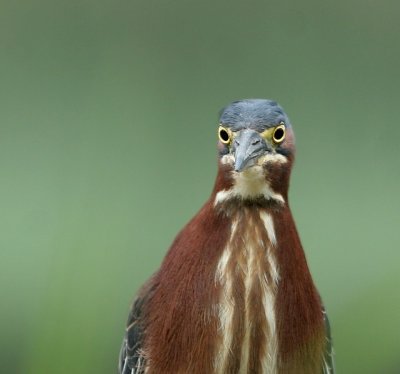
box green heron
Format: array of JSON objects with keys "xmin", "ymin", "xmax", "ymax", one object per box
[{"xmin": 119, "ymin": 99, "xmax": 335, "ymax": 374}]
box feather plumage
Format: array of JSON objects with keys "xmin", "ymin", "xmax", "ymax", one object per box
[{"xmin": 118, "ymin": 99, "xmax": 335, "ymax": 373}]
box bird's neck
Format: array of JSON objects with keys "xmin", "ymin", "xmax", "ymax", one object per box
[
  {"xmin": 144, "ymin": 164, "xmax": 325, "ymax": 374},
  {"xmin": 210, "ymin": 159, "xmax": 288, "ymax": 373},
  {"xmin": 210, "ymin": 168, "xmax": 326, "ymax": 374},
  {"xmin": 214, "ymin": 203, "xmax": 281, "ymax": 373}
]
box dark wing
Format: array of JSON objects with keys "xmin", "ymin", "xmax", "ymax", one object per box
[
  {"xmin": 322, "ymin": 307, "xmax": 336, "ymax": 374},
  {"xmin": 119, "ymin": 280, "xmax": 155, "ymax": 374}
]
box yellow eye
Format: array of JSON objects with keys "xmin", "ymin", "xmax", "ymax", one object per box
[
  {"xmin": 218, "ymin": 126, "xmax": 232, "ymax": 144},
  {"xmin": 272, "ymin": 124, "xmax": 286, "ymax": 144}
]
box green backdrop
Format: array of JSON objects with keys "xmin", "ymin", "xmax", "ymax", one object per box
[{"xmin": 1, "ymin": 1, "xmax": 399, "ymax": 373}]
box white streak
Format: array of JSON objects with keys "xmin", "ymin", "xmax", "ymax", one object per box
[
  {"xmin": 259, "ymin": 212, "xmax": 279, "ymax": 373},
  {"xmin": 260, "ymin": 266, "xmax": 278, "ymax": 374},
  {"xmin": 267, "ymin": 250, "xmax": 280, "ymax": 286},
  {"xmin": 220, "ymin": 154, "xmax": 235, "ymax": 165},
  {"xmin": 259, "ymin": 211, "xmax": 277, "ymax": 247},
  {"xmin": 323, "ymin": 359, "xmax": 332, "ymax": 374},
  {"xmin": 239, "ymin": 223, "xmax": 255, "ymax": 373},
  {"xmin": 257, "ymin": 153, "xmax": 288, "ymax": 165},
  {"xmin": 215, "ymin": 246, "xmax": 231, "ymax": 283},
  {"xmin": 214, "ymin": 220, "xmax": 237, "ymax": 373},
  {"xmin": 214, "ymin": 189, "xmax": 235, "ymax": 206},
  {"xmin": 214, "ymin": 211, "xmax": 280, "ymax": 374}
]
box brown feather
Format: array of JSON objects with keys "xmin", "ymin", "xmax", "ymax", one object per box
[
  {"xmin": 143, "ymin": 199, "xmax": 230, "ymax": 374},
  {"xmin": 140, "ymin": 155, "xmax": 326, "ymax": 373},
  {"xmin": 274, "ymin": 205, "xmax": 326, "ymax": 373},
  {"xmin": 121, "ymin": 101, "xmax": 331, "ymax": 373}
]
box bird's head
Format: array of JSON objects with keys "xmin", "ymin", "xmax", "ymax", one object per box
[{"xmin": 214, "ymin": 99, "xmax": 295, "ymax": 205}]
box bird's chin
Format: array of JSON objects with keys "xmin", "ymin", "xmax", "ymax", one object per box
[{"xmin": 233, "ymin": 164, "xmax": 265, "ymax": 177}]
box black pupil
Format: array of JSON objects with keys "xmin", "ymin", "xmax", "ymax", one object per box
[
  {"xmin": 220, "ymin": 129, "xmax": 229, "ymax": 142},
  {"xmin": 274, "ymin": 128, "xmax": 284, "ymax": 141}
]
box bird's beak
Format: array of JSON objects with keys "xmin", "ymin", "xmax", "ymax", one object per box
[{"xmin": 233, "ymin": 129, "xmax": 269, "ymax": 172}]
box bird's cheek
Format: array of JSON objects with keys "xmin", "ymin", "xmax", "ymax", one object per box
[
  {"xmin": 219, "ymin": 153, "xmax": 235, "ymax": 167},
  {"xmin": 217, "ymin": 142, "xmax": 230, "ymax": 155}
]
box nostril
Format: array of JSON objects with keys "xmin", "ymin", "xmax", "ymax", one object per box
[
  {"xmin": 234, "ymin": 140, "xmax": 240, "ymax": 146},
  {"xmin": 252, "ymin": 139, "xmax": 260, "ymax": 145}
]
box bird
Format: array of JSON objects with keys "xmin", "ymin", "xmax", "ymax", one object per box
[{"xmin": 118, "ymin": 99, "xmax": 335, "ymax": 374}]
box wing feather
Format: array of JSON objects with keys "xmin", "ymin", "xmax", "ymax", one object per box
[
  {"xmin": 322, "ymin": 307, "xmax": 336, "ymax": 374},
  {"xmin": 118, "ymin": 280, "xmax": 155, "ymax": 374}
]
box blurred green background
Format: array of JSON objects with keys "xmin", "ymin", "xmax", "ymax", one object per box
[{"xmin": 1, "ymin": 0, "xmax": 399, "ymax": 373}]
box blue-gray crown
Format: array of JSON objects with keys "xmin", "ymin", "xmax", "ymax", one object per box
[{"xmin": 219, "ymin": 99, "xmax": 290, "ymax": 132}]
